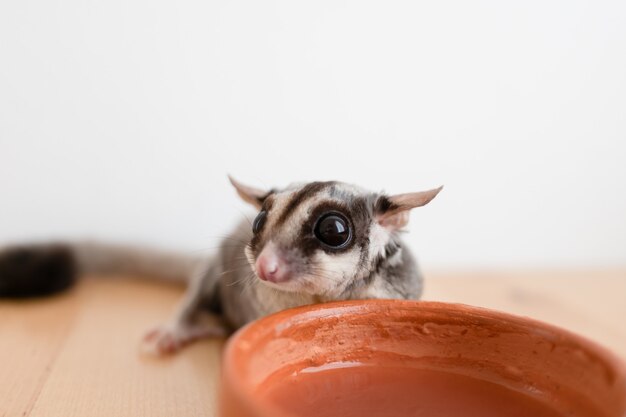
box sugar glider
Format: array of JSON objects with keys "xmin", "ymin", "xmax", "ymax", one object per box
[{"xmin": 0, "ymin": 177, "xmax": 442, "ymax": 354}]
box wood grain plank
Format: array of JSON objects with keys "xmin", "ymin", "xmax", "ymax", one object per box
[
  {"xmin": 26, "ymin": 278, "xmax": 222, "ymax": 417},
  {"xmin": 423, "ymin": 269, "xmax": 626, "ymax": 358},
  {"xmin": 0, "ymin": 292, "xmax": 79, "ymax": 417},
  {"xmin": 1, "ymin": 270, "xmax": 624, "ymax": 417}
]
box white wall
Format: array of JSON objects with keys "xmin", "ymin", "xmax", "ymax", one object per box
[{"xmin": 1, "ymin": 1, "xmax": 625, "ymax": 268}]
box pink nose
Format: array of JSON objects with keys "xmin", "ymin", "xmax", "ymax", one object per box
[{"xmin": 255, "ymin": 244, "xmax": 290, "ymax": 283}]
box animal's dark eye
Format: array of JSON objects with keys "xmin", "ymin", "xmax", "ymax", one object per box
[
  {"xmin": 314, "ymin": 213, "xmax": 352, "ymax": 248},
  {"xmin": 252, "ymin": 211, "xmax": 267, "ymax": 234}
]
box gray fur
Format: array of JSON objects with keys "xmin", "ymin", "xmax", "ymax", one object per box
[
  {"xmin": 152, "ymin": 179, "xmax": 437, "ymax": 354},
  {"xmin": 0, "ymin": 179, "xmax": 440, "ymax": 354}
]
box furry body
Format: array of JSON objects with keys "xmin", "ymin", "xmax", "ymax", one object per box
[{"xmin": 0, "ymin": 179, "xmax": 440, "ymax": 354}]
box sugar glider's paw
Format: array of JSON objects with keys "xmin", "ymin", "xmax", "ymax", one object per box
[{"xmin": 141, "ymin": 322, "xmax": 227, "ymax": 356}]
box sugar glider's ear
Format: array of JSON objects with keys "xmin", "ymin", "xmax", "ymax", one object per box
[
  {"xmin": 375, "ymin": 186, "xmax": 443, "ymax": 230},
  {"xmin": 228, "ymin": 175, "xmax": 271, "ymax": 210}
]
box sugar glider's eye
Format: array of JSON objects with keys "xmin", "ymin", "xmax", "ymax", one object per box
[
  {"xmin": 252, "ymin": 211, "xmax": 267, "ymax": 234},
  {"xmin": 314, "ymin": 213, "xmax": 352, "ymax": 248}
]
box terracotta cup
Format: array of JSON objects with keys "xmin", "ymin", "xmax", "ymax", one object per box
[{"xmin": 220, "ymin": 300, "xmax": 626, "ymax": 417}]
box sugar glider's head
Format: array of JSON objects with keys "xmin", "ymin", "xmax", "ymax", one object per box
[{"xmin": 229, "ymin": 176, "xmax": 442, "ymax": 297}]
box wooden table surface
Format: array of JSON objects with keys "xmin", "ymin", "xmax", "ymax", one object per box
[{"xmin": 1, "ymin": 269, "xmax": 625, "ymax": 417}]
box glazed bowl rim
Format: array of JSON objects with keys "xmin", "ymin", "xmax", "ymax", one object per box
[{"xmin": 220, "ymin": 299, "xmax": 626, "ymax": 417}]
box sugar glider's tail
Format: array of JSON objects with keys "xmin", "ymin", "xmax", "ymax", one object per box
[{"xmin": 0, "ymin": 242, "xmax": 203, "ymax": 298}]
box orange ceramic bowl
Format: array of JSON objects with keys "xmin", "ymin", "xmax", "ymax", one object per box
[{"xmin": 220, "ymin": 300, "xmax": 626, "ymax": 417}]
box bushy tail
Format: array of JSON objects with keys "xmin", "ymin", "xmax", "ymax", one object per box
[{"xmin": 0, "ymin": 241, "xmax": 203, "ymax": 298}]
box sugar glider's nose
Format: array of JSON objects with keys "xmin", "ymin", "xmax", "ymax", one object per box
[{"xmin": 255, "ymin": 243, "xmax": 290, "ymax": 283}]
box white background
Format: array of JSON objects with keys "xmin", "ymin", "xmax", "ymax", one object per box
[{"xmin": 1, "ymin": 1, "xmax": 625, "ymax": 268}]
